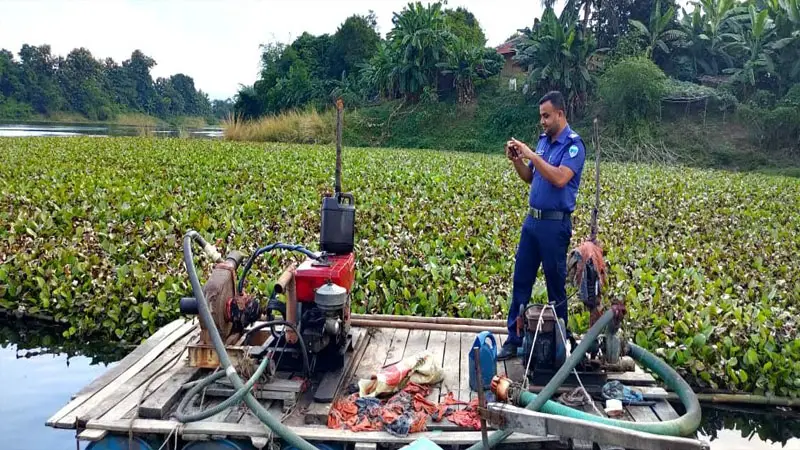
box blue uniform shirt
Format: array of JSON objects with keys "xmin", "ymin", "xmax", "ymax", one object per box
[{"xmin": 528, "ymin": 125, "xmax": 586, "ymax": 212}]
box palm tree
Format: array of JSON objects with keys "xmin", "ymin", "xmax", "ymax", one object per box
[{"xmin": 629, "ymin": 0, "xmax": 687, "ymax": 59}]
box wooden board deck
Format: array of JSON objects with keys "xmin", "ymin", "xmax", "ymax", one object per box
[{"xmin": 47, "ymin": 318, "xmax": 696, "ymax": 449}]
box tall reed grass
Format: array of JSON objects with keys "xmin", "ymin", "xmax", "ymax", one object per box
[{"xmin": 222, "ymin": 108, "xmax": 335, "ymax": 143}]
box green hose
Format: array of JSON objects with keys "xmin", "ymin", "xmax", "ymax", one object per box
[
  {"xmin": 173, "ymin": 351, "xmax": 271, "ymax": 422},
  {"xmin": 510, "ymin": 343, "xmax": 701, "ymax": 436},
  {"xmin": 183, "ymin": 231, "xmax": 319, "ymax": 450},
  {"xmin": 467, "ymin": 309, "xmax": 702, "ymax": 449}
]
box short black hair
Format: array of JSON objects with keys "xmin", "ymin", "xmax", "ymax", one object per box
[{"xmin": 539, "ymin": 91, "xmax": 565, "ymax": 112}]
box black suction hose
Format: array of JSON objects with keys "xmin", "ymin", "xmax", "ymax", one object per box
[{"xmin": 237, "ymin": 243, "xmax": 321, "ymax": 294}]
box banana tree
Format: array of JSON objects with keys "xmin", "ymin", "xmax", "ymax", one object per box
[
  {"xmin": 629, "ymin": 0, "xmax": 687, "ymax": 58},
  {"xmin": 771, "ymin": 0, "xmax": 800, "ymax": 85},
  {"xmin": 723, "ymin": 4, "xmax": 796, "ymax": 94},
  {"xmin": 386, "ymin": 1, "xmax": 455, "ymax": 101},
  {"xmin": 436, "ymin": 38, "xmax": 502, "ymax": 104},
  {"xmin": 675, "ymin": 0, "xmax": 743, "ymax": 76},
  {"xmin": 514, "ymin": 7, "xmax": 598, "ymax": 117}
]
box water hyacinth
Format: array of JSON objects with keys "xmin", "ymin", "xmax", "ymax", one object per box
[{"xmin": 0, "ymin": 137, "xmax": 798, "ymax": 396}]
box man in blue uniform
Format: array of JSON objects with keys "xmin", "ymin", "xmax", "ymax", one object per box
[{"xmin": 498, "ymin": 91, "xmax": 586, "ymax": 360}]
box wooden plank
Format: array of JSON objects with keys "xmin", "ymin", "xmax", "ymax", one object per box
[
  {"xmin": 49, "ymin": 320, "xmax": 197, "ymax": 428},
  {"xmin": 441, "ymin": 331, "xmax": 461, "ymax": 398},
  {"xmin": 383, "ymin": 327, "xmax": 408, "ymax": 367},
  {"xmin": 138, "ymin": 366, "xmax": 202, "ymax": 418},
  {"xmin": 486, "ymin": 404, "xmax": 706, "ymax": 450},
  {"xmin": 607, "ymin": 370, "xmax": 656, "ymax": 386},
  {"xmin": 86, "ymin": 419, "xmax": 557, "ymax": 444},
  {"xmin": 351, "ymin": 328, "xmax": 394, "ymax": 393},
  {"xmin": 216, "ymin": 377, "xmax": 305, "ymax": 393},
  {"xmin": 628, "ymin": 404, "xmax": 661, "ymax": 422},
  {"xmin": 426, "ymin": 330, "xmax": 447, "ymax": 402},
  {"xmin": 459, "ymin": 332, "xmax": 473, "ymax": 401},
  {"xmin": 313, "ymin": 328, "xmax": 364, "ymax": 402},
  {"xmin": 71, "ymin": 319, "xmax": 187, "ymax": 399},
  {"xmin": 204, "ymin": 387, "xmax": 296, "ymax": 403},
  {"xmin": 78, "ymin": 331, "xmax": 195, "ymax": 424},
  {"xmin": 240, "ymin": 401, "xmax": 273, "ymax": 449},
  {"xmin": 84, "ymin": 348, "xmax": 192, "ymax": 427},
  {"xmin": 651, "ymin": 399, "xmax": 680, "ymax": 421},
  {"xmin": 403, "ymin": 328, "xmax": 430, "ymax": 358}
]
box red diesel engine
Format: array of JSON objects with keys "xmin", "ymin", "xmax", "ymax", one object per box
[{"xmin": 290, "ymin": 252, "xmax": 355, "ymax": 370}]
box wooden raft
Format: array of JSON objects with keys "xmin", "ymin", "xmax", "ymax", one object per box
[{"xmin": 46, "ymin": 318, "xmax": 684, "ymax": 449}]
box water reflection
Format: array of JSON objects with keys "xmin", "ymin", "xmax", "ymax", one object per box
[
  {"xmin": 0, "ymin": 122, "xmax": 223, "ymax": 139},
  {"xmin": 699, "ymin": 405, "xmax": 800, "ymax": 449},
  {"xmin": 0, "ymin": 316, "xmax": 128, "ymax": 450}
]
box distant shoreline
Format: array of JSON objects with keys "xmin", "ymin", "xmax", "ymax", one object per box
[{"xmin": 0, "ymin": 113, "xmax": 218, "ymax": 129}]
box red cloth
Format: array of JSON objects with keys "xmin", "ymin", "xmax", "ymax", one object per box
[
  {"xmin": 328, "ymin": 384, "xmax": 481, "ymax": 434},
  {"xmin": 447, "ymin": 398, "xmax": 482, "ymax": 430}
]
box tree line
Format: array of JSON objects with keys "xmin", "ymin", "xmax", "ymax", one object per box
[
  {"xmin": 233, "ymin": 6, "xmax": 506, "ymax": 119},
  {"xmin": 234, "ymin": 0, "xmax": 800, "ymax": 150},
  {"xmin": 0, "ymin": 45, "xmax": 231, "ymax": 123}
]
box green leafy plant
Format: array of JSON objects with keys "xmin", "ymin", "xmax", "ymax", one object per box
[
  {"xmin": 0, "ymin": 137, "xmax": 798, "ymax": 396},
  {"xmin": 599, "ymin": 56, "xmax": 667, "ymax": 132}
]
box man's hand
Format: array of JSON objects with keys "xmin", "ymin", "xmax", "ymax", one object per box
[
  {"xmin": 505, "ymin": 140, "xmax": 523, "ymax": 163},
  {"xmin": 509, "ymin": 138, "xmax": 536, "ymax": 160},
  {"xmin": 506, "ymin": 139, "xmax": 533, "ymax": 184}
]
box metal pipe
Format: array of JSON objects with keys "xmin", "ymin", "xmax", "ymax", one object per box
[
  {"xmin": 350, "ymin": 314, "xmax": 505, "ymax": 327},
  {"xmin": 350, "ymin": 318, "xmax": 507, "ymax": 335},
  {"xmin": 274, "ymin": 264, "xmax": 298, "ymax": 344}
]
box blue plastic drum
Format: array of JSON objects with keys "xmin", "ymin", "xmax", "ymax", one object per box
[
  {"xmin": 86, "ymin": 435, "xmax": 158, "ymax": 450},
  {"xmin": 182, "ymin": 439, "xmax": 256, "ymax": 450}
]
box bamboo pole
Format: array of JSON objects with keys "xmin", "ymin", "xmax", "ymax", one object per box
[
  {"xmin": 667, "ymin": 392, "xmax": 800, "ymax": 408},
  {"xmin": 350, "ymin": 318, "xmax": 507, "ymax": 335},
  {"xmin": 350, "ymin": 313, "xmax": 505, "ymax": 327}
]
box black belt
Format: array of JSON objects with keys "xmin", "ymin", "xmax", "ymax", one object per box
[{"xmin": 529, "ymin": 207, "xmax": 569, "ymax": 220}]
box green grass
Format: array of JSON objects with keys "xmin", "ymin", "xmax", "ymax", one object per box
[{"xmin": 0, "ymin": 137, "xmax": 798, "ymax": 397}]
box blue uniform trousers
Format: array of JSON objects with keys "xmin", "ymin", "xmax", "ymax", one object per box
[{"xmin": 506, "ymin": 214, "xmax": 572, "ymax": 346}]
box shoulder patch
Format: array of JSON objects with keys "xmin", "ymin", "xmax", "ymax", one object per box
[
  {"xmin": 568, "ymin": 144, "xmax": 579, "ymax": 158},
  {"xmin": 569, "ymin": 132, "xmax": 579, "ymax": 139},
  {"xmin": 539, "ymin": 132, "xmax": 547, "ymax": 137}
]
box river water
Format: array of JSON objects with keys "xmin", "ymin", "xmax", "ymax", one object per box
[
  {"xmin": 0, "ymin": 122, "xmax": 223, "ymax": 139},
  {"xmin": 0, "ymin": 317, "xmax": 798, "ymax": 450}
]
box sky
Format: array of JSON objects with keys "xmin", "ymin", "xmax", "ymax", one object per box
[{"xmin": 0, "ymin": 0, "xmax": 556, "ymax": 101}]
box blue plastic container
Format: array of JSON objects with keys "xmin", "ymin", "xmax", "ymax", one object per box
[
  {"xmin": 86, "ymin": 435, "xmax": 158, "ymax": 450},
  {"xmin": 468, "ymin": 330, "xmax": 497, "ymax": 391}
]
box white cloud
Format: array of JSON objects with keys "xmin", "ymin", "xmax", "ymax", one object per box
[{"xmin": 0, "ymin": 0, "xmax": 550, "ymax": 100}]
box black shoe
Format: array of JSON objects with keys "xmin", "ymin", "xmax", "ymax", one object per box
[{"xmin": 497, "ymin": 341, "xmax": 519, "ymax": 361}]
